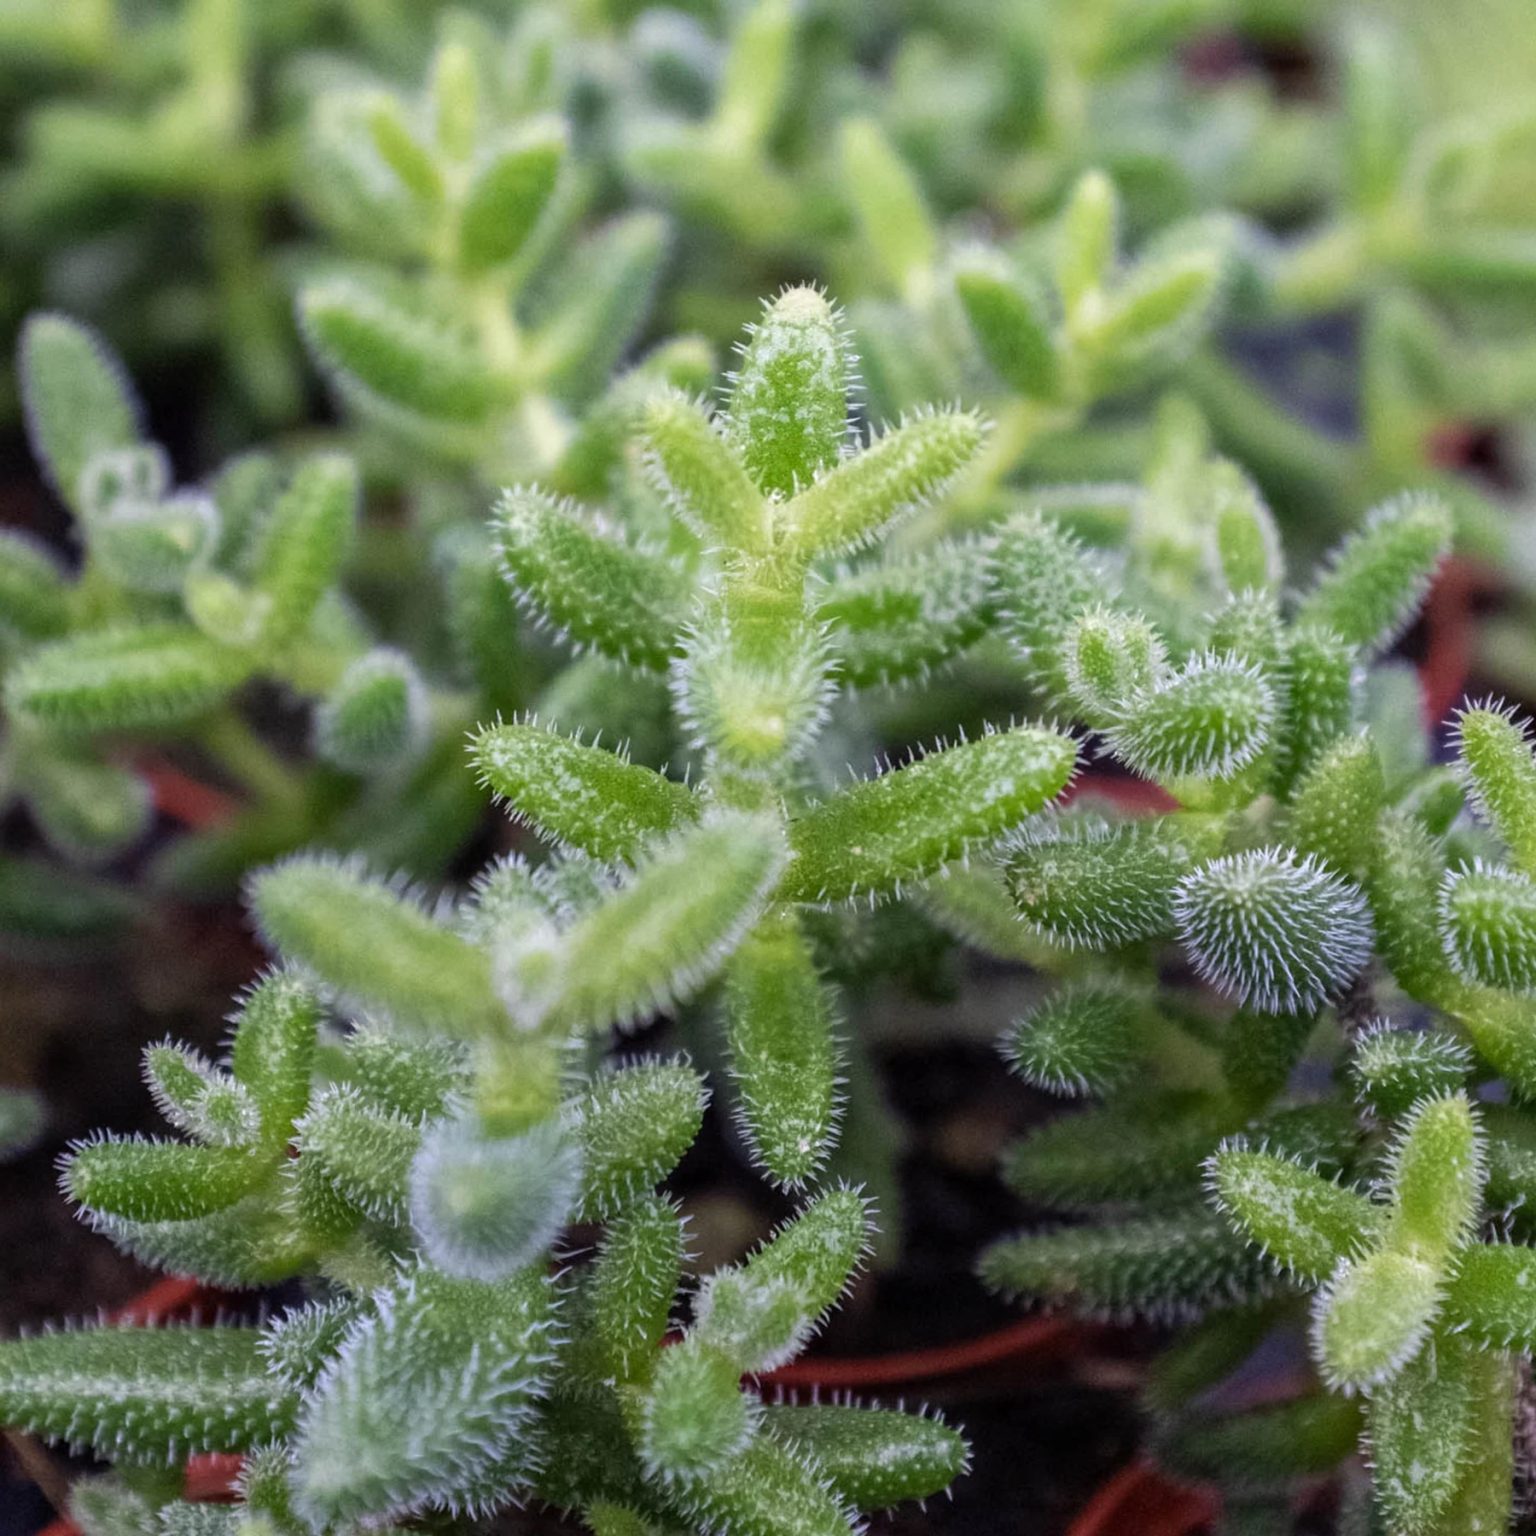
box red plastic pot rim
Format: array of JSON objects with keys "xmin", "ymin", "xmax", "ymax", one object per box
[{"xmin": 1066, "ymin": 1457, "xmax": 1218, "ymax": 1536}]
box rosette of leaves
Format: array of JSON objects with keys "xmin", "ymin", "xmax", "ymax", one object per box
[
  {"xmin": 478, "ymin": 284, "xmax": 1079, "ymax": 1188},
  {"xmin": 294, "ymin": 26, "xmax": 677, "ymax": 485}
]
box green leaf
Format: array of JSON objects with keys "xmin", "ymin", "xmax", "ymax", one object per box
[
  {"xmin": 1107, "ymin": 652, "xmax": 1274, "ymax": 783},
  {"xmin": 1352, "ymin": 1026, "xmax": 1470, "ymax": 1120},
  {"xmin": 733, "ymin": 1186, "xmax": 873, "ymax": 1326},
  {"xmin": 819, "ymin": 539, "xmax": 994, "ymax": 689},
  {"xmin": 762, "ymin": 1404, "xmax": 968, "ymax": 1510},
  {"xmin": 640, "ymin": 392, "xmax": 766, "ymax": 552},
  {"xmin": 410, "ymin": 1114, "xmax": 583, "ymax": 1279},
  {"xmin": 1175, "ymin": 848, "xmax": 1375, "ymax": 1015},
  {"xmin": 1454, "ymin": 702, "xmax": 1536, "ymax": 875},
  {"xmin": 7, "ymin": 625, "xmax": 247, "ymax": 735},
  {"xmin": 1272, "ymin": 626, "xmax": 1358, "ymax": 794},
  {"xmin": 296, "ymin": 1085, "xmax": 419, "ymax": 1223},
  {"xmin": 545, "ymin": 811, "xmax": 786, "ymax": 1032},
  {"xmin": 1001, "ymin": 981, "xmax": 1144, "ymax": 1097},
  {"xmin": 0, "ymin": 530, "xmax": 69, "ymax": 644},
  {"xmin": 991, "ymin": 511, "xmax": 1105, "ymax": 702},
  {"xmin": 1062, "ymin": 607, "xmax": 1165, "ymax": 726},
  {"xmin": 592, "ymin": 1193, "xmax": 683, "ymax": 1385},
  {"xmin": 494, "ymin": 485, "xmax": 690, "ymax": 671},
  {"xmin": 0, "ymin": 1325, "xmax": 295, "ymax": 1462},
  {"xmin": 19, "ymin": 312, "xmax": 141, "ymax": 509},
  {"xmin": 247, "ymin": 855, "xmax": 503, "ymax": 1035},
  {"xmin": 1295, "ymin": 494, "xmax": 1452, "ymax": 656},
  {"xmin": 1442, "ymin": 1243, "xmax": 1536, "ymax": 1352},
  {"xmin": 250, "ymin": 454, "xmax": 358, "ymax": 652},
  {"xmin": 954, "ymin": 255, "xmax": 1060, "ymax": 399},
  {"xmin": 1313, "ymin": 1248, "xmax": 1441, "ymax": 1391},
  {"xmin": 1056, "ymin": 170, "xmax": 1118, "ymax": 317},
  {"xmin": 661, "ymin": 1432, "xmax": 856, "ymax": 1536},
  {"xmin": 1003, "ymin": 1096, "xmax": 1232, "ymax": 1208},
  {"xmin": 564, "ymin": 1060, "xmax": 708, "ymax": 1222},
  {"xmin": 472, "ymin": 719, "xmax": 698, "ymax": 865},
  {"xmin": 837, "ymin": 116, "xmax": 935, "ymax": 295},
  {"xmin": 457, "ymin": 119, "xmax": 566, "ymax": 273},
  {"xmin": 1287, "ymin": 733, "xmax": 1386, "ymax": 882},
  {"xmin": 533, "ymin": 212, "xmax": 670, "ymax": 404},
  {"xmin": 299, "ymin": 278, "xmax": 503, "ymax": 425},
  {"xmin": 1207, "ymin": 1144, "xmax": 1382, "ymax": 1282},
  {"xmin": 91, "ymin": 494, "xmax": 218, "ymax": 596},
  {"xmin": 1365, "ymin": 1332, "xmax": 1482, "ymax": 1536},
  {"xmin": 1208, "ymin": 460, "xmax": 1282, "ymax": 595},
  {"xmin": 981, "ymin": 1207, "xmax": 1271, "ymax": 1321},
  {"xmin": 781, "ymin": 726, "xmax": 1077, "ymax": 904},
  {"xmin": 1364, "ymin": 811, "xmax": 1460, "ymax": 1004},
  {"xmin": 292, "ymin": 1266, "xmax": 556, "ymax": 1525},
  {"xmin": 315, "ymin": 648, "xmax": 426, "ymax": 774},
  {"xmin": 1440, "ymin": 863, "xmax": 1536, "ymax": 994},
  {"xmin": 724, "ymin": 286, "xmax": 850, "ymax": 498},
  {"xmin": 1157, "ymin": 1394, "xmax": 1361, "ymax": 1491},
  {"xmin": 639, "ymin": 1337, "xmax": 757, "ymax": 1484},
  {"xmin": 1084, "ymin": 248, "xmax": 1222, "ymax": 387},
  {"xmin": 779, "ymin": 408, "xmax": 986, "ymax": 560},
  {"xmin": 228, "ymin": 969, "xmax": 321, "ymax": 1146},
  {"xmin": 1006, "ymin": 814, "xmax": 1221, "ymax": 950},
  {"xmin": 63, "ymin": 1137, "xmax": 264, "ymax": 1222},
  {"xmin": 22, "ymin": 748, "xmax": 151, "ymax": 862},
  {"xmin": 722, "ymin": 911, "xmax": 843, "ymax": 1188},
  {"xmin": 1384, "ymin": 1092, "xmax": 1483, "ymax": 1261}
]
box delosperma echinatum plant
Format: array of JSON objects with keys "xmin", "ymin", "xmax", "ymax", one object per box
[{"xmin": 9, "ymin": 4, "xmax": 1536, "ymax": 1535}]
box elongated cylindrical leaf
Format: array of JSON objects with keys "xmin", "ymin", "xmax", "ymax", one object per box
[
  {"xmin": 548, "ymin": 811, "xmax": 787, "ymax": 1032},
  {"xmin": 7, "ymin": 624, "xmax": 246, "ymax": 736},
  {"xmin": 456, "ymin": 119, "xmax": 566, "ymax": 273},
  {"xmin": 819, "ymin": 539, "xmax": 993, "ymax": 688},
  {"xmin": 471, "ymin": 718, "xmax": 699, "ymax": 863},
  {"xmin": 248, "ymin": 856, "xmax": 503, "ymax": 1034},
  {"xmin": 1440, "ymin": 863, "xmax": 1536, "ymax": 994},
  {"xmin": 1296, "ymin": 494, "xmax": 1452, "ymax": 655},
  {"xmin": 780, "ymin": 408, "xmax": 985, "ymax": 560},
  {"xmin": 564, "ymin": 1060, "xmax": 708, "ymax": 1222},
  {"xmin": 1005, "ymin": 814, "xmax": 1221, "ymax": 950},
  {"xmin": 63, "ymin": 1136, "xmax": 265, "ymax": 1222},
  {"xmin": 724, "ymin": 286, "xmax": 851, "ymax": 498},
  {"xmin": 0, "ymin": 1325, "xmax": 295, "ymax": 1461},
  {"xmin": 762, "ymin": 1403, "xmax": 968, "ymax": 1511},
  {"xmin": 300, "ymin": 279, "xmax": 503, "ymax": 425},
  {"xmin": 293, "ymin": 1267, "xmax": 556, "ymax": 1525},
  {"xmin": 250, "ymin": 454, "xmax": 357, "ymax": 651},
  {"xmin": 1175, "ymin": 848, "xmax": 1374, "ymax": 1015},
  {"xmin": 19, "ymin": 312, "xmax": 141, "ymax": 508},
  {"xmin": 954, "ymin": 257, "xmax": 1060, "ymax": 398},
  {"xmin": 782, "ymin": 726, "xmax": 1076, "ymax": 904},
  {"xmin": 1107, "ymin": 652, "xmax": 1274, "ymax": 783},
  {"xmin": 1455, "ymin": 702, "xmax": 1536, "ymax": 876},
  {"xmin": 494, "ymin": 485, "xmax": 690, "ymax": 671},
  {"xmin": 641, "ymin": 392, "xmax": 766, "ymax": 551},
  {"xmin": 981, "ymin": 1208, "xmax": 1270, "ymax": 1321},
  {"xmin": 1207, "ymin": 1144, "xmax": 1382, "ymax": 1282},
  {"xmin": 723, "ymin": 912, "xmax": 842, "ymax": 1187}
]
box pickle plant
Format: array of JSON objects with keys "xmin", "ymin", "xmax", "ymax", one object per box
[
  {"xmin": 963, "ymin": 436, "xmax": 1536, "ymax": 1531},
  {"xmin": 0, "ymin": 287, "xmax": 1089, "ymax": 1534}
]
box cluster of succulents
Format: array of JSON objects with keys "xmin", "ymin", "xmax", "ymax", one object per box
[{"xmin": 6, "ymin": 3, "xmax": 1536, "ymax": 1534}]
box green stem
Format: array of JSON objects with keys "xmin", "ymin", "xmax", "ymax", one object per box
[{"xmin": 197, "ymin": 710, "xmax": 303, "ymax": 808}]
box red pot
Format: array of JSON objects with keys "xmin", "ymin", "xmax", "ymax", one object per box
[{"xmin": 1066, "ymin": 1459, "xmax": 1218, "ymax": 1536}]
